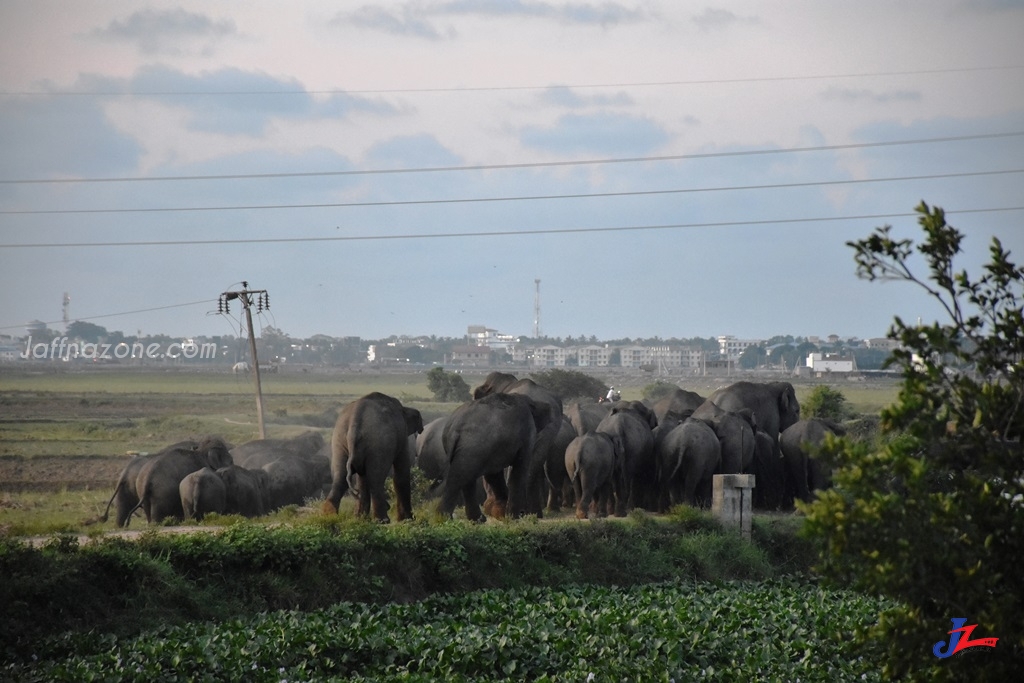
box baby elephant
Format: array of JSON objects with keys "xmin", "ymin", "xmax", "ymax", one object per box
[
  {"xmin": 564, "ymin": 432, "xmax": 622, "ymax": 519},
  {"xmin": 179, "ymin": 467, "xmax": 227, "ymax": 521}
]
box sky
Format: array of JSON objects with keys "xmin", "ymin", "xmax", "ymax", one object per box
[{"xmin": 1, "ymin": 1, "xmax": 1022, "ymax": 344}]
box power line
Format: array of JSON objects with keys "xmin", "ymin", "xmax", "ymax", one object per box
[
  {"xmin": 2, "ymin": 64, "xmax": 1021, "ymax": 97},
  {"xmin": 2, "ymin": 206, "xmax": 1020, "ymax": 250},
  {"xmin": 2, "ymin": 131, "xmax": 1021, "ymax": 185},
  {"xmin": 0, "ymin": 299, "xmax": 215, "ymax": 331},
  {"xmin": 2, "ymin": 168, "xmax": 1019, "ymax": 216}
]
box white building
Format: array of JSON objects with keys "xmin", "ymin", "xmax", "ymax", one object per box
[
  {"xmin": 718, "ymin": 335, "xmax": 763, "ymax": 361},
  {"xmin": 466, "ymin": 325, "xmax": 516, "ymax": 351},
  {"xmin": 577, "ymin": 345, "xmax": 612, "ymax": 367},
  {"xmin": 806, "ymin": 352, "xmax": 856, "ymax": 374}
]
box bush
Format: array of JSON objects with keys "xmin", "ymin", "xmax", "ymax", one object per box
[
  {"xmin": 529, "ymin": 368, "xmax": 607, "ymax": 401},
  {"xmin": 803, "ymin": 202, "xmax": 1024, "ymax": 679},
  {"xmin": 425, "ymin": 367, "xmax": 471, "ymax": 403},
  {"xmin": 642, "ymin": 380, "xmax": 678, "ymax": 402},
  {"xmin": 800, "ymin": 385, "xmax": 851, "ymax": 421}
]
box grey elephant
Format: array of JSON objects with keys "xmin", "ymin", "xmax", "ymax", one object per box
[
  {"xmin": 750, "ymin": 427, "xmax": 788, "ymax": 510},
  {"xmin": 231, "ymin": 430, "xmax": 326, "ymax": 468},
  {"xmin": 179, "ymin": 467, "xmax": 227, "ymax": 521},
  {"xmin": 543, "ymin": 415, "xmax": 578, "ymax": 512},
  {"xmin": 564, "ymin": 431, "xmax": 622, "ymax": 519},
  {"xmin": 780, "ymin": 418, "xmax": 845, "ymax": 504},
  {"xmin": 564, "ymin": 400, "xmax": 611, "ymax": 436},
  {"xmin": 263, "ymin": 454, "xmax": 331, "ymax": 511},
  {"xmin": 416, "ymin": 414, "xmax": 485, "ymax": 505},
  {"xmin": 652, "ymin": 388, "xmax": 705, "ymax": 426},
  {"xmin": 472, "ymin": 372, "xmax": 563, "ymax": 516},
  {"xmin": 217, "ymin": 464, "xmax": 270, "ymax": 517},
  {"xmin": 594, "ymin": 403, "xmax": 655, "ymax": 514},
  {"xmin": 691, "ymin": 400, "xmax": 755, "ymax": 474},
  {"xmin": 656, "ymin": 417, "xmax": 721, "ymax": 508},
  {"xmin": 99, "ymin": 438, "xmax": 199, "ymax": 527},
  {"xmin": 439, "ymin": 392, "xmax": 552, "ymax": 521},
  {"xmin": 707, "ymin": 381, "xmax": 801, "ymax": 447},
  {"xmin": 325, "ymin": 392, "xmax": 424, "ymax": 522},
  {"xmin": 128, "ymin": 437, "xmax": 234, "ymax": 524}
]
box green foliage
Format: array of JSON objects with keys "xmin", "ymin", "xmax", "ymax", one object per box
[
  {"xmin": 801, "ymin": 385, "xmax": 852, "ymax": 421},
  {"xmin": 0, "ymin": 516, "xmax": 818, "ymax": 664},
  {"xmin": 642, "ymin": 380, "xmax": 678, "ymax": 402},
  {"xmin": 425, "ymin": 367, "xmax": 471, "ymax": 403},
  {"xmin": 529, "ymin": 368, "xmax": 607, "ymax": 401},
  {"xmin": 803, "ymin": 202, "xmax": 1024, "ymax": 678},
  {"xmin": 7, "ymin": 578, "xmax": 893, "ymax": 682}
]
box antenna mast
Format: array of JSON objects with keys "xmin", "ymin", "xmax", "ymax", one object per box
[{"xmin": 533, "ymin": 278, "xmax": 541, "ymax": 338}]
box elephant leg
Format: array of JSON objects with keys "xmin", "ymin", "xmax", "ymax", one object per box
[
  {"xmin": 572, "ymin": 477, "xmax": 586, "ymax": 519},
  {"xmin": 392, "ymin": 457, "xmax": 414, "ymax": 522},
  {"xmin": 323, "ymin": 472, "xmax": 350, "ymax": 515},
  {"xmin": 575, "ymin": 472, "xmax": 592, "ymax": 520},
  {"xmin": 365, "ymin": 474, "xmax": 391, "ymax": 523},
  {"xmin": 459, "ymin": 479, "xmax": 485, "ymax": 523},
  {"xmin": 481, "ymin": 471, "xmax": 509, "ymax": 519}
]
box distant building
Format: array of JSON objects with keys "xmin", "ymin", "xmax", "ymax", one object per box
[
  {"xmin": 718, "ymin": 335, "xmax": 763, "ymax": 361},
  {"xmin": 450, "ymin": 345, "xmax": 491, "ymax": 366},
  {"xmin": 806, "ymin": 352, "xmax": 856, "ymax": 375},
  {"xmin": 865, "ymin": 337, "xmax": 900, "ymax": 351},
  {"xmin": 466, "ymin": 325, "xmax": 516, "ymax": 351},
  {"xmin": 532, "ymin": 345, "xmax": 570, "ymax": 367},
  {"xmin": 577, "ymin": 345, "xmax": 612, "ymax": 367}
]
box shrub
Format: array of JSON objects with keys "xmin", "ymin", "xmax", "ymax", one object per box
[
  {"xmin": 800, "ymin": 385, "xmax": 851, "ymax": 421},
  {"xmin": 425, "ymin": 367, "xmax": 471, "ymax": 403},
  {"xmin": 803, "ymin": 202, "xmax": 1024, "ymax": 678},
  {"xmin": 529, "ymin": 368, "xmax": 607, "ymax": 401}
]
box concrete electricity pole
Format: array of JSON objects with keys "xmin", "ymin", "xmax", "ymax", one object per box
[{"xmin": 219, "ymin": 282, "xmax": 270, "ymax": 439}]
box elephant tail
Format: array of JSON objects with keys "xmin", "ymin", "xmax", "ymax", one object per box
[{"xmin": 98, "ymin": 480, "xmax": 123, "ymax": 523}]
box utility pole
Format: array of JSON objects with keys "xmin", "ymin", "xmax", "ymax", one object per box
[
  {"xmin": 534, "ymin": 278, "xmax": 541, "ymax": 339},
  {"xmin": 219, "ymin": 282, "xmax": 270, "ymax": 439}
]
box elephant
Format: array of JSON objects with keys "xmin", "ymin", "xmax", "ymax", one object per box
[
  {"xmin": 324, "ymin": 392, "xmax": 424, "ymax": 522},
  {"xmin": 439, "ymin": 392, "xmax": 552, "ymax": 521},
  {"xmin": 691, "ymin": 400, "xmax": 755, "ymax": 474},
  {"xmin": 128, "ymin": 437, "xmax": 234, "ymax": 525},
  {"xmin": 706, "ymin": 381, "xmax": 801, "ymax": 447},
  {"xmin": 262, "ymin": 454, "xmax": 331, "ymax": 511},
  {"xmin": 656, "ymin": 417, "xmax": 721, "ymax": 508},
  {"xmin": 217, "ymin": 464, "xmax": 270, "ymax": 517},
  {"xmin": 416, "ymin": 414, "xmax": 486, "ymax": 505},
  {"xmin": 750, "ymin": 427, "xmax": 788, "ymax": 511},
  {"xmin": 99, "ymin": 438, "xmax": 199, "ymax": 527},
  {"xmin": 564, "ymin": 431, "xmax": 623, "ymax": 519},
  {"xmin": 564, "ymin": 400, "xmax": 611, "ymax": 436},
  {"xmin": 472, "ymin": 372, "xmax": 563, "ymax": 516},
  {"xmin": 231, "ymin": 430, "xmax": 326, "ymax": 468},
  {"xmin": 415, "ymin": 416, "xmax": 451, "ymax": 496},
  {"xmin": 542, "ymin": 415, "xmax": 578, "ymax": 512},
  {"xmin": 652, "ymin": 388, "xmax": 705, "ymax": 426},
  {"xmin": 780, "ymin": 418, "xmax": 845, "ymax": 504},
  {"xmin": 179, "ymin": 467, "xmax": 227, "ymax": 521},
  {"xmin": 595, "ymin": 403, "xmax": 656, "ymax": 514}
]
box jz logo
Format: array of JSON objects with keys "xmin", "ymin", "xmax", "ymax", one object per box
[{"xmin": 932, "ymin": 618, "xmax": 999, "ymax": 658}]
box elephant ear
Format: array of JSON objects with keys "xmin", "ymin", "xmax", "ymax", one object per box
[{"xmin": 403, "ymin": 407, "xmax": 424, "ymax": 435}]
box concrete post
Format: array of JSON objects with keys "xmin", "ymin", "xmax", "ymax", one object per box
[{"xmin": 712, "ymin": 474, "xmax": 755, "ymax": 540}]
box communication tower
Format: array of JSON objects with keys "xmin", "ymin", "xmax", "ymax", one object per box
[
  {"xmin": 533, "ymin": 279, "xmax": 541, "ymax": 338},
  {"xmin": 62, "ymin": 292, "xmax": 70, "ymax": 331}
]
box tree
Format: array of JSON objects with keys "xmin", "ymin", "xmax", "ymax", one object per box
[
  {"xmin": 425, "ymin": 367, "xmax": 471, "ymax": 403},
  {"xmin": 529, "ymin": 368, "xmax": 607, "ymax": 401},
  {"xmin": 800, "ymin": 385, "xmax": 850, "ymax": 421},
  {"xmin": 66, "ymin": 321, "xmax": 108, "ymax": 343},
  {"xmin": 803, "ymin": 202, "xmax": 1023, "ymax": 679},
  {"xmin": 738, "ymin": 344, "xmax": 766, "ymax": 369}
]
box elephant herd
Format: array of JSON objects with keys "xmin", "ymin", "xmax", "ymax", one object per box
[
  {"xmin": 101, "ymin": 431, "xmax": 331, "ymax": 526},
  {"xmin": 412, "ymin": 373, "xmax": 844, "ymax": 523},
  {"xmin": 101, "ymin": 375, "xmax": 844, "ymax": 527}
]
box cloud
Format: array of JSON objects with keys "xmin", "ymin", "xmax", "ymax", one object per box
[
  {"xmin": 118, "ymin": 66, "xmax": 401, "ymax": 136},
  {"xmin": 691, "ymin": 7, "xmax": 760, "ymax": 31},
  {"xmin": 91, "ymin": 8, "xmax": 237, "ymax": 55},
  {"xmin": 0, "ymin": 95, "xmax": 142, "ymax": 179},
  {"xmin": 334, "ymin": 1, "xmax": 648, "ymax": 39},
  {"xmin": 538, "ymin": 86, "xmax": 634, "ymax": 108},
  {"xmin": 519, "ymin": 112, "xmax": 669, "ymax": 155},
  {"xmin": 820, "ymin": 87, "xmax": 923, "ymax": 104}
]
